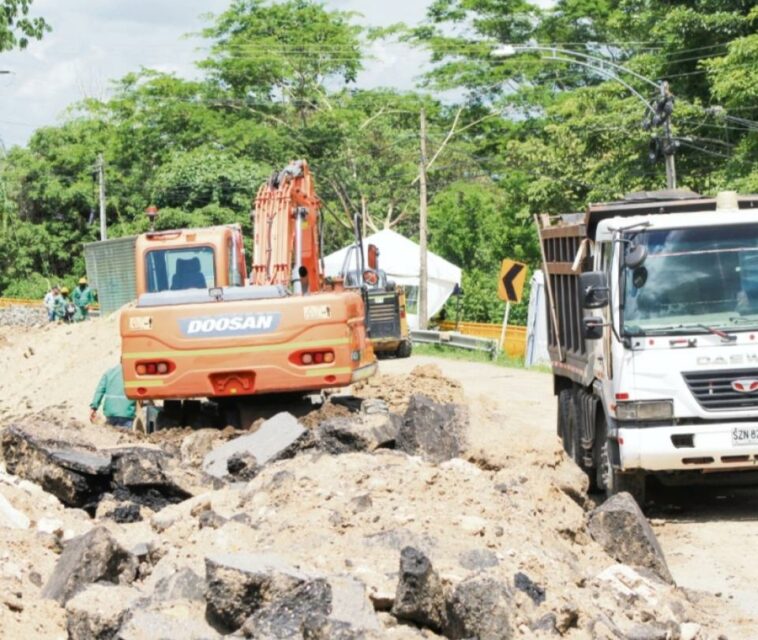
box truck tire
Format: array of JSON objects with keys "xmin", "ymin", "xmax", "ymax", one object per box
[
  {"xmin": 396, "ymin": 339, "xmax": 412, "ymax": 359},
  {"xmin": 595, "ymin": 416, "xmax": 646, "ymax": 505},
  {"xmin": 558, "ymin": 389, "xmax": 579, "ymax": 461}
]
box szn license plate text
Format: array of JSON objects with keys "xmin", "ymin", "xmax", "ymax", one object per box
[{"xmin": 731, "ymin": 426, "xmax": 758, "ymax": 446}]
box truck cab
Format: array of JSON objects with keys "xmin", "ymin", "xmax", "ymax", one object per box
[{"xmin": 592, "ymin": 200, "xmax": 758, "ymax": 472}]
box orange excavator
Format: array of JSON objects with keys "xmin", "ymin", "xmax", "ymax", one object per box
[{"xmin": 120, "ymin": 160, "xmax": 377, "ymax": 430}]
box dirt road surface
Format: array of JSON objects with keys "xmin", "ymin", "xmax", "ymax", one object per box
[{"xmin": 382, "ymin": 355, "xmax": 758, "ymax": 638}]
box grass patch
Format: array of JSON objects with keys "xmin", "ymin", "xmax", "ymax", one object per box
[{"xmin": 412, "ymin": 343, "xmax": 551, "ymax": 373}]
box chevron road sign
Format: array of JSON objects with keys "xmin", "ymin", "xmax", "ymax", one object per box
[{"xmin": 497, "ymin": 259, "xmax": 527, "ymax": 303}]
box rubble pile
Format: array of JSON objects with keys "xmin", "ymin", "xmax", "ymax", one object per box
[
  {"xmin": 0, "ymin": 384, "xmax": 722, "ymax": 639},
  {"xmin": 0, "ymin": 320, "xmax": 727, "ymax": 638}
]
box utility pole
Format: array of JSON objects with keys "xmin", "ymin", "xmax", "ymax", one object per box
[
  {"xmin": 659, "ymin": 82, "xmax": 677, "ymax": 190},
  {"xmin": 418, "ymin": 108, "xmax": 429, "ymax": 330},
  {"xmin": 97, "ymin": 153, "xmax": 107, "ymax": 241},
  {"xmin": 645, "ymin": 82, "xmax": 677, "ymax": 189}
]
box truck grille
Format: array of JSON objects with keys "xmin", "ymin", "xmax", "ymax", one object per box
[
  {"xmin": 683, "ymin": 368, "xmax": 758, "ymax": 411},
  {"xmin": 367, "ymin": 293, "xmax": 400, "ymax": 340}
]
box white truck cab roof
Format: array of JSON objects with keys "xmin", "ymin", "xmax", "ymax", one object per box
[{"xmin": 595, "ymin": 207, "xmax": 758, "ymax": 243}]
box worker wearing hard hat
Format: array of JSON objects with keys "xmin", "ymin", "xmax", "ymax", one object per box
[
  {"xmin": 90, "ymin": 364, "xmax": 136, "ymax": 429},
  {"xmin": 54, "ymin": 286, "xmax": 74, "ymax": 323},
  {"xmin": 73, "ymin": 277, "xmax": 94, "ymax": 321}
]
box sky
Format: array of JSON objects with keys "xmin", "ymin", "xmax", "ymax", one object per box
[{"xmin": 0, "ymin": 0, "xmax": 430, "ymax": 148}]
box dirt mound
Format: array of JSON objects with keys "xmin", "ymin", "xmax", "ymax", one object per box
[
  {"xmin": 353, "ymin": 364, "xmax": 463, "ymax": 412},
  {"xmin": 0, "ymin": 317, "xmax": 122, "ymax": 425}
]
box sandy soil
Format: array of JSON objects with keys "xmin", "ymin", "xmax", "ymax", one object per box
[
  {"xmin": 381, "ymin": 355, "xmax": 758, "ymax": 638},
  {"xmin": 0, "ymin": 317, "xmax": 122, "ymax": 426}
]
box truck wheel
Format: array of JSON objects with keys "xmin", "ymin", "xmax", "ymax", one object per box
[
  {"xmin": 595, "ymin": 419, "xmax": 646, "ymax": 505},
  {"xmin": 558, "ymin": 389, "xmax": 579, "ymax": 461},
  {"xmin": 396, "ymin": 339, "xmax": 412, "ymax": 359}
]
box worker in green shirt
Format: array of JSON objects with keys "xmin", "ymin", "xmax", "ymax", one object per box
[
  {"xmin": 90, "ymin": 365, "xmax": 136, "ymax": 429},
  {"xmin": 54, "ymin": 287, "xmax": 75, "ymax": 323},
  {"xmin": 73, "ymin": 277, "xmax": 94, "ymax": 321}
]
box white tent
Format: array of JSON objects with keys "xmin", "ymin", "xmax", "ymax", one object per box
[{"xmin": 323, "ymin": 228, "xmax": 462, "ymax": 329}]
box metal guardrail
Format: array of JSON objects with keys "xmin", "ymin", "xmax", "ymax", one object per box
[
  {"xmin": 438, "ymin": 320, "xmax": 526, "ymax": 358},
  {"xmin": 410, "ymin": 329, "xmax": 498, "ymax": 359}
]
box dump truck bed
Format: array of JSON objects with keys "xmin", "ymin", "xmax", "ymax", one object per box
[{"xmin": 536, "ymin": 214, "xmax": 592, "ymax": 385}]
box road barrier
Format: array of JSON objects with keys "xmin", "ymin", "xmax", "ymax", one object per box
[
  {"xmin": 438, "ymin": 320, "xmax": 526, "ymax": 358},
  {"xmin": 411, "ymin": 329, "xmax": 498, "ymax": 358}
]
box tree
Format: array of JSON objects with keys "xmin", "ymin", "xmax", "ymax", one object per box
[
  {"xmin": 412, "ymin": 0, "xmax": 758, "ymax": 211},
  {"xmin": 201, "ymin": 0, "xmax": 362, "ymax": 126},
  {"xmin": 429, "ymin": 178, "xmax": 539, "ymax": 323},
  {"xmin": 0, "ymin": 0, "xmax": 49, "ymax": 51}
]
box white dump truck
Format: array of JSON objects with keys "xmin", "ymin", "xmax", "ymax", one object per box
[{"xmin": 537, "ymin": 190, "xmax": 758, "ymax": 503}]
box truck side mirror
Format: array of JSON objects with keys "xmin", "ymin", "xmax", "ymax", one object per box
[
  {"xmin": 583, "ymin": 316, "xmax": 605, "ymax": 340},
  {"xmin": 625, "ymin": 243, "xmax": 647, "ymax": 269},
  {"xmin": 579, "ymin": 271, "xmax": 610, "ymax": 309}
]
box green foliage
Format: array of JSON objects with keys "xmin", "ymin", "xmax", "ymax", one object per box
[
  {"xmin": 0, "ymin": 0, "xmax": 49, "ymax": 51},
  {"xmin": 201, "ymin": 0, "xmax": 362, "ymax": 118},
  {"xmin": 1, "ymin": 270, "xmax": 50, "ymax": 298},
  {"xmin": 429, "ymin": 180, "xmax": 538, "ymax": 323},
  {"xmin": 2, "ymin": 0, "xmax": 758, "ymax": 337}
]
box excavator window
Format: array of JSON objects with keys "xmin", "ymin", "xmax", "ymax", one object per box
[{"xmin": 145, "ymin": 247, "xmax": 216, "ymax": 293}]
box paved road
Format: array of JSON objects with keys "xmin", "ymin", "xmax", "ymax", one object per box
[{"xmin": 381, "ymin": 354, "xmax": 758, "ymax": 636}]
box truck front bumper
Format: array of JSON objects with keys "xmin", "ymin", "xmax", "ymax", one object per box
[{"xmin": 619, "ymin": 423, "xmax": 758, "ymax": 472}]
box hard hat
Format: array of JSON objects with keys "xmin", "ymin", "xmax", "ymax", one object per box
[
  {"xmin": 60, "ymin": 286, "xmax": 70, "ymax": 294},
  {"xmin": 79, "ymin": 277, "xmax": 88, "ymax": 285}
]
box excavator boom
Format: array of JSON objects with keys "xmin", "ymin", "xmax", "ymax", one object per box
[{"xmin": 252, "ymin": 160, "xmax": 321, "ymax": 293}]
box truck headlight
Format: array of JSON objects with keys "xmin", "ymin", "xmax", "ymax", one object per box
[{"xmin": 616, "ymin": 400, "xmax": 673, "ymax": 421}]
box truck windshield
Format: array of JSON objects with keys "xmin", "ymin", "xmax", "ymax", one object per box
[
  {"xmin": 145, "ymin": 247, "xmax": 215, "ymax": 293},
  {"xmin": 623, "ymin": 224, "xmax": 758, "ymax": 335}
]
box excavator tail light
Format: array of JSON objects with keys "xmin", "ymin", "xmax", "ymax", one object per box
[
  {"xmin": 136, "ymin": 360, "xmax": 174, "ymax": 376},
  {"xmin": 290, "ymin": 350, "xmax": 336, "ymax": 367}
]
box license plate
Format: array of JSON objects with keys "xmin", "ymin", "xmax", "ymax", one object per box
[{"xmin": 731, "ymin": 426, "xmax": 758, "ymax": 446}]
